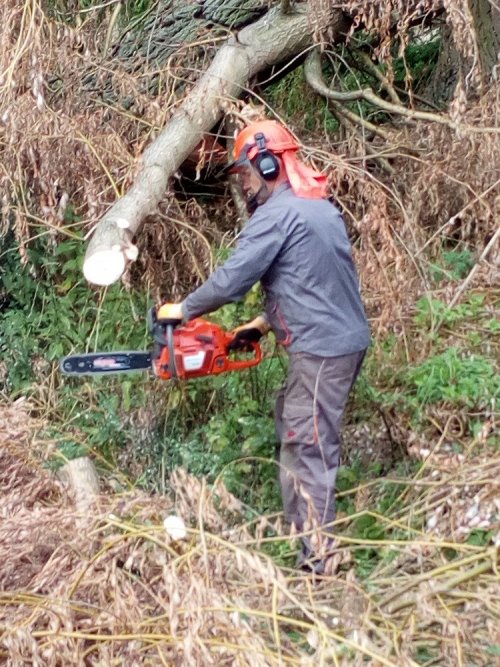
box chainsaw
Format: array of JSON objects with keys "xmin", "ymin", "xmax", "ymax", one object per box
[{"xmin": 59, "ymin": 307, "xmax": 262, "ymax": 380}]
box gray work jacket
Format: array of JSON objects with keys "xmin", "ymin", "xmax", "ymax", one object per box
[{"xmin": 182, "ymin": 183, "xmax": 371, "ymax": 357}]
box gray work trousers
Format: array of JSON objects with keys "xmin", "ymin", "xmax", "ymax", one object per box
[{"xmin": 275, "ymin": 350, "xmax": 366, "ymax": 546}]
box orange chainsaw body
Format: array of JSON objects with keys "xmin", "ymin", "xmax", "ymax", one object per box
[{"xmin": 153, "ymin": 318, "xmax": 262, "ymax": 380}]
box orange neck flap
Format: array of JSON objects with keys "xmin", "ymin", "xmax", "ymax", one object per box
[{"xmin": 281, "ymin": 151, "xmax": 328, "ymax": 199}]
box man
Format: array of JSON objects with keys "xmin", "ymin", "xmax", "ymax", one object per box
[{"xmin": 161, "ymin": 120, "xmax": 371, "ymax": 573}]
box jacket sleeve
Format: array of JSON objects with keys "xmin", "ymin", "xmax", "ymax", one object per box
[{"xmin": 182, "ymin": 210, "xmax": 284, "ymax": 320}]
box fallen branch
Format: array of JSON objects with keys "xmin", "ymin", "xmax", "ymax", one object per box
[{"xmin": 83, "ymin": 4, "xmax": 347, "ymax": 286}]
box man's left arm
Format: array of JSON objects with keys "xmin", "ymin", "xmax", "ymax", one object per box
[{"xmin": 180, "ymin": 213, "xmax": 283, "ymax": 321}]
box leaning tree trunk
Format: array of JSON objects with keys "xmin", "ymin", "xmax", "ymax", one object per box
[
  {"xmin": 82, "ymin": 4, "xmax": 347, "ymax": 286},
  {"xmin": 470, "ymin": 0, "xmax": 500, "ymax": 75},
  {"xmin": 113, "ymin": 0, "xmax": 269, "ymax": 69},
  {"xmin": 425, "ymin": 0, "xmax": 500, "ymax": 105}
]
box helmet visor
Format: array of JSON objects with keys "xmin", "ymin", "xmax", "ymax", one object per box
[
  {"xmin": 229, "ymin": 158, "xmax": 271, "ymax": 213},
  {"xmin": 225, "ymin": 157, "xmax": 257, "ymax": 188},
  {"xmin": 218, "ymin": 142, "xmax": 255, "ymax": 179}
]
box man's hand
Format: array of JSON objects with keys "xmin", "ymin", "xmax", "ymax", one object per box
[
  {"xmin": 157, "ymin": 302, "xmax": 184, "ymax": 324},
  {"xmin": 228, "ymin": 315, "xmax": 270, "ymax": 351}
]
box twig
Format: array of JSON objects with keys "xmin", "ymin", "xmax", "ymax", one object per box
[
  {"xmin": 414, "ymin": 180, "xmax": 500, "ymax": 257},
  {"xmin": 331, "ymin": 98, "xmax": 395, "ymax": 143},
  {"xmin": 355, "ymin": 50, "xmax": 401, "ymax": 105},
  {"xmin": 103, "ymin": 1, "xmax": 123, "ymax": 57},
  {"xmin": 78, "ymin": 0, "xmax": 122, "ymax": 13},
  {"xmin": 224, "ymin": 116, "xmax": 251, "ymax": 224},
  {"xmin": 384, "ymin": 558, "xmax": 493, "ymax": 614},
  {"xmin": 445, "ymin": 225, "xmax": 500, "ymax": 311},
  {"xmin": 393, "ymin": 84, "xmax": 443, "ymax": 111},
  {"xmin": 328, "ymin": 103, "xmax": 395, "ymax": 173},
  {"xmin": 378, "ymin": 550, "xmax": 491, "ymax": 609},
  {"xmin": 161, "ymin": 213, "xmax": 215, "ymax": 276}
]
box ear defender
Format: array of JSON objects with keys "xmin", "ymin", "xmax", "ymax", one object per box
[{"xmin": 253, "ymin": 132, "xmax": 280, "ymax": 180}]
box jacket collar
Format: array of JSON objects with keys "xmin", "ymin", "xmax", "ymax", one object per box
[{"xmin": 269, "ymin": 181, "xmax": 291, "ymax": 200}]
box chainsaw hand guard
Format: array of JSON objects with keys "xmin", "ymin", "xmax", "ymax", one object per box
[{"xmin": 156, "ymin": 302, "xmax": 183, "ymax": 325}]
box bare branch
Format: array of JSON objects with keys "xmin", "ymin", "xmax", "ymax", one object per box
[
  {"xmin": 355, "ymin": 50, "xmax": 402, "ymax": 105},
  {"xmin": 304, "ymin": 49, "xmax": 500, "ymax": 134},
  {"xmin": 328, "ymin": 104, "xmax": 395, "ymax": 175},
  {"xmin": 304, "ymin": 52, "xmax": 394, "ymax": 143}
]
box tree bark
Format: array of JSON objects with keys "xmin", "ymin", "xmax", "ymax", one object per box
[
  {"xmin": 470, "ymin": 0, "xmax": 500, "ymax": 76},
  {"xmin": 83, "ymin": 4, "xmax": 340, "ymax": 286},
  {"xmin": 425, "ymin": 0, "xmax": 500, "ymax": 105},
  {"xmin": 114, "ymin": 0, "xmax": 269, "ymax": 72}
]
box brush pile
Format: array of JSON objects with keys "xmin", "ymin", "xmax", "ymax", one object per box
[{"xmin": 1, "ymin": 402, "xmax": 498, "ymax": 666}]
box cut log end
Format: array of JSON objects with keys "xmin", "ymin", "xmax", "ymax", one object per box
[
  {"xmin": 58, "ymin": 456, "xmax": 100, "ymax": 513},
  {"xmin": 83, "ymin": 248, "xmax": 126, "ymax": 286}
]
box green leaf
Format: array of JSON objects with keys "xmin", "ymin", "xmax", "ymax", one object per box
[{"xmin": 467, "ymin": 529, "xmax": 493, "ymax": 547}]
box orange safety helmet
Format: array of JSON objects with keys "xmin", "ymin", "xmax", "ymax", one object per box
[
  {"xmin": 232, "ymin": 120, "xmax": 300, "ymax": 162},
  {"xmin": 226, "ymin": 119, "xmax": 328, "ymax": 200}
]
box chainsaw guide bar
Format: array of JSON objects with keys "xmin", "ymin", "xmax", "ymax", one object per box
[{"xmin": 60, "ymin": 352, "xmax": 152, "ymax": 375}]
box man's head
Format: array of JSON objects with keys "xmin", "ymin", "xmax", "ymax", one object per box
[{"xmin": 226, "ymin": 121, "xmax": 299, "ymax": 213}]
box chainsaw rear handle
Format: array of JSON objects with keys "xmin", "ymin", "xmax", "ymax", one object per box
[
  {"xmin": 227, "ymin": 327, "xmax": 263, "ymax": 349},
  {"xmin": 224, "ymin": 339, "xmax": 263, "ymax": 371}
]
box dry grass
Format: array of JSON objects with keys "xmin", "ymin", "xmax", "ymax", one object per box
[
  {"xmin": 0, "ymin": 0, "xmax": 231, "ymax": 296},
  {"xmin": 1, "ymin": 401, "xmax": 498, "ymax": 666}
]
